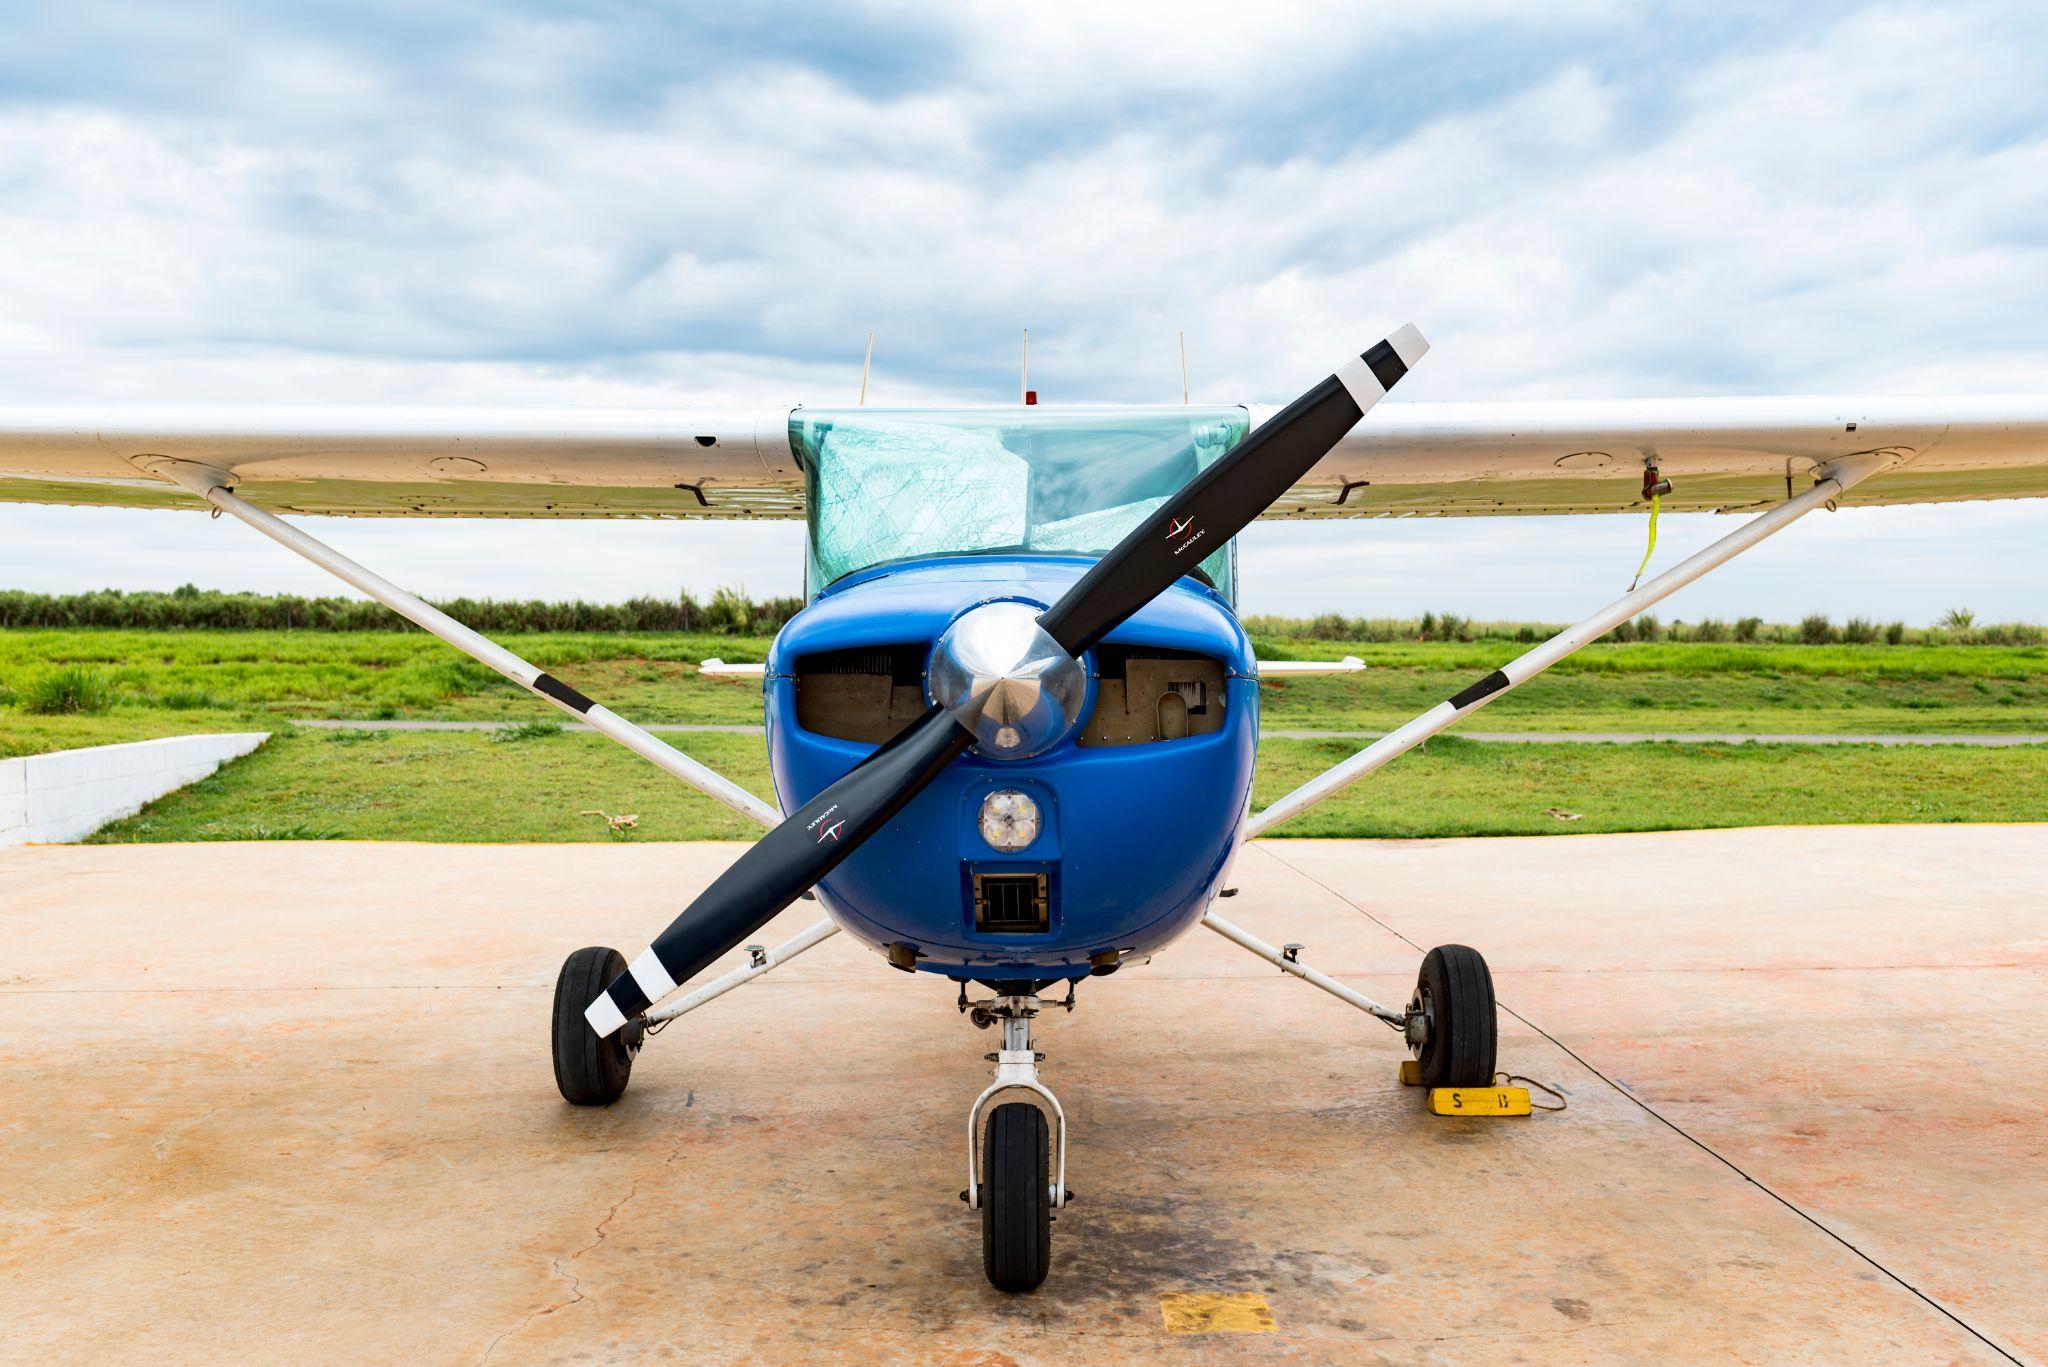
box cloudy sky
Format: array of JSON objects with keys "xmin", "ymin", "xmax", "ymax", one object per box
[{"xmin": 2, "ymin": 2, "xmax": 2045, "ymax": 622}]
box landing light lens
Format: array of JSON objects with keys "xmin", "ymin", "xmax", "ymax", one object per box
[{"xmin": 978, "ymin": 789, "xmax": 1041, "ymax": 852}]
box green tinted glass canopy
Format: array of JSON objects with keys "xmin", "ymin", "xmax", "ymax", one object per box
[{"xmin": 791, "ymin": 406, "xmax": 1248, "ymax": 600}]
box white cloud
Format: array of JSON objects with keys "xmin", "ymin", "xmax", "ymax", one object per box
[{"xmin": 5, "ymin": 5, "xmax": 2043, "ymax": 399}]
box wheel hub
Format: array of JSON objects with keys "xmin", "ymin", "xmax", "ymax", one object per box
[{"xmin": 1405, "ymin": 983, "xmax": 1434, "ymax": 1052}]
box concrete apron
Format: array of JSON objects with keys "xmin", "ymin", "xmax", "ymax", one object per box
[{"xmin": 2, "ymin": 828, "xmax": 2041, "ymax": 1364}]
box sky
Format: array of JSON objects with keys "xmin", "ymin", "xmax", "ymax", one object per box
[{"xmin": 2, "ymin": 1, "xmax": 2045, "ymax": 623}]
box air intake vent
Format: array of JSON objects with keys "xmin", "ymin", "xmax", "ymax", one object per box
[
  {"xmin": 1077, "ymin": 647, "xmax": 1227, "ymax": 746},
  {"xmin": 793, "ymin": 642, "xmax": 930, "ymax": 745},
  {"xmin": 974, "ymin": 872, "xmax": 1049, "ymax": 934}
]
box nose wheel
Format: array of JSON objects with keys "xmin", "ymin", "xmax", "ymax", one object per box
[
  {"xmin": 980, "ymin": 1102, "xmax": 1052, "ymax": 1292},
  {"xmin": 960, "ymin": 987, "xmax": 1070, "ymax": 1293},
  {"xmin": 1405, "ymin": 944, "xmax": 1498, "ymax": 1087}
]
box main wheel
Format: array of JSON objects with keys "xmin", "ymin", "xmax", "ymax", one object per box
[
  {"xmin": 980, "ymin": 1101, "xmax": 1052, "ymax": 1292},
  {"xmin": 1410, "ymin": 944, "xmax": 1497, "ymax": 1089},
  {"xmin": 552, "ymin": 946, "xmax": 644, "ymax": 1106}
]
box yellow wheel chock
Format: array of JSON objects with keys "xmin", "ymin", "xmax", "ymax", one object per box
[
  {"xmin": 1429, "ymin": 1085, "xmax": 1533, "ymax": 1116},
  {"xmin": 1400, "ymin": 1060, "xmax": 1563, "ymax": 1116}
]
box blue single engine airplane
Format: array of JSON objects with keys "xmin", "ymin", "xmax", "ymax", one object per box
[
  {"xmin": 566, "ymin": 325, "xmax": 1447, "ymax": 1291},
  {"xmin": 11, "ymin": 322, "xmax": 2048, "ymax": 1291},
  {"xmin": 552, "ymin": 325, "xmax": 1441, "ymax": 1287}
]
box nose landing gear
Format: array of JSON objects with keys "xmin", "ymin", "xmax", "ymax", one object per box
[{"xmin": 959, "ymin": 986, "xmax": 1071, "ymax": 1292}]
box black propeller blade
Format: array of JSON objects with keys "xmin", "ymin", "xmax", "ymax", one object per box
[
  {"xmin": 1038, "ymin": 324, "xmax": 1427, "ymax": 656},
  {"xmin": 586, "ymin": 324, "xmax": 1425, "ymax": 1037}
]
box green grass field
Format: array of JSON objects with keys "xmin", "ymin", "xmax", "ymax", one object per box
[
  {"xmin": 7, "ymin": 627, "xmax": 2048, "ymax": 744},
  {"xmin": 76, "ymin": 727, "xmax": 2048, "ymax": 844},
  {"xmin": 4, "ymin": 626, "xmax": 2046, "ymax": 841}
]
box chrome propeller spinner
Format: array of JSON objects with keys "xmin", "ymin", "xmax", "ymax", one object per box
[{"xmin": 928, "ymin": 601, "xmax": 1086, "ymax": 759}]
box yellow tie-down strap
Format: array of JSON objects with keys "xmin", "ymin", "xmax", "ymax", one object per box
[{"xmin": 1629, "ymin": 487, "xmax": 1662, "ymax": 592}]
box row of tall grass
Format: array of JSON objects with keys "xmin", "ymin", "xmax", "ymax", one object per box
[
  {"xmin": 1248, "ymin": 608, "xmax": 2045, "ymax": 647},
  {"xmin": 0, "ymin": 585, "xmax": 802, "ymax": 634},
  {"xmin": 6, "ymin": 588, "xmax": 2039, "ymax": 648}
]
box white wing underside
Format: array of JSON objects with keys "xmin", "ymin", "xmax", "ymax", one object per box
[{"xmin": 3, "ymin": 395, "xmax": 2047, "ymax": 519}]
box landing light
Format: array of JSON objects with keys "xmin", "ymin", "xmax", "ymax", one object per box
[{"xmin": 978, "ymin": 789, "xmax": 1041, "ymax": 852}]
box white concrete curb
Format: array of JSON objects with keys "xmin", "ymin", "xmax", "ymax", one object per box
[{"xmin": 0, "ymin": 733, "xmax": 270, "ymax": 846}]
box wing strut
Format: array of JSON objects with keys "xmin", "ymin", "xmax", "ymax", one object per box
[
  {"xmin": 1246, "ymin": 451, "xmax": 1895, "ymax": 837},
  {"xmin": 143, "ymin": 458, "xmax": 779, "ymax": 828}
]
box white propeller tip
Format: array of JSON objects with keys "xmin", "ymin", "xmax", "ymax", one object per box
[
  {"xmin": 1389, "ymin": 323, "xmax": 1429, "ymax": 369},
  {"xmin": 585, "ymin": 991, "xmax": 628, "ymax": 1039}
]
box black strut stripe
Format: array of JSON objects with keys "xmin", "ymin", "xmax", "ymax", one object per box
[
  {"xmin": 533, "ymin": 672, "xmax": 595, "ymax": 714},
  {"xmin": 1447, "ymin": 669, "xmax": 1509, "ymax": 710},
  {"xmin": 1363, "ymin": 339, "xmax": 1408, "ymax": 392}
]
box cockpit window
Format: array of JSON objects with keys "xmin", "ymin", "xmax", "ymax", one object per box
[{"xmin": 791, "ymin": 407, "xmax": 1247, "ymax": 601}]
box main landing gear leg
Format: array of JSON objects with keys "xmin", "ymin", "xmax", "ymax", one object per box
[
  {"xmin": 549, "ymin": 918, "xmax": 839, "ymax": 1106},
  {"xmin": 1202, "ymin": 911, "xmax": 1498, "ymax": 1085},
  {"xmin": 960, "ymin": 987, "xmax": 1071, "ymax": 1293}
]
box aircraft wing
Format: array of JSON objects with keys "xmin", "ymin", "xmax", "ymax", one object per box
[
  {"xmin": 1259, "ymin": 394, "xmax": 2048, "ymax": 517},
  {"xmin": 3, "ymin": 395, "xmax": 2047, "ymax": 519},
  {"xmin": 0, "ymin": 407, "xmax": 803, "ymax": 519}
]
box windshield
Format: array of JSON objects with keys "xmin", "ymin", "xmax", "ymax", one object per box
[{"xmin": 792, "ymin": 406, "xmax": 1247, "ymax": 601}]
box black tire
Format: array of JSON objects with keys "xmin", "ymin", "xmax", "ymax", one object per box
[
  {"xmin": 980, "ymin": 1102, "xmax": 1052, "ymax": 1293},
  {"xmin": 1412, "ymin": 944, "xmax": 1497, "ymax": 1089},
  {"xmin": 552, "ymin": 946, "xmax": 643, "ymax": 1106}
]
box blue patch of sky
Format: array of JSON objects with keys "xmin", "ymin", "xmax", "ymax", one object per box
[
  {"xmin": 953, "ymin": 6, "xmax": 1855, "ymax": 176},
  {"xmin": 0, "ymin": 3, "xmax": 966, "ymax": 115}
]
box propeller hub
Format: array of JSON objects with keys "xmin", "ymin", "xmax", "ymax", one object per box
[{"xmin": 929, "ymin": 602, "xmax": 1085, "ymax": 759}]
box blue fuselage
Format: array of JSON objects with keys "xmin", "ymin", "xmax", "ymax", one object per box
[{"xmin": 764, "ymin": 555, "xmax": 1258, "ymax": 981}]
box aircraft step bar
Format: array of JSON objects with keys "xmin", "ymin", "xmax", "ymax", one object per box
[
  {"xmin": 1247, "ymin": 452, "xmax": 1894, "ymax": 837},
  {"xmin": 143, "ymin": 458, "xmax": 779, "ymax": 829}
]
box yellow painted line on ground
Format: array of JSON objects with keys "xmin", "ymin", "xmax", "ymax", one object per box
[{"xmin": 1159, "ymin": 1291, "xmax": 1278, "ymax": 1334}]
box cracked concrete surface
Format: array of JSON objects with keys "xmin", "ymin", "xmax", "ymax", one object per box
[
  {"xmin": 482, "ymin": 1181, "xmax": 637, "ymax": 1363},
  {"xmin": 2, "ymin": 830, "xmax": 2043, "ymax": 1364}
]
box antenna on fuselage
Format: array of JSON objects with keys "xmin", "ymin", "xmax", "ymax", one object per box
[
  {"xmin": 1179, "ymin": 331, "xmax": 1189, "ymax": 404},
  {"xmin": 858, "ymin": 330, "xmax": 874, "ymax": 406}
]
